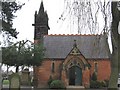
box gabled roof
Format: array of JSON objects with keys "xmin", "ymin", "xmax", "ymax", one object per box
[{"xmin": 43, "ymin": 34, "xmax": 110, "ymax": 59}]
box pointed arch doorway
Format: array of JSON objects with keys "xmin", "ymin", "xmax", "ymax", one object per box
[{"xmin": 69, "ymin": 66, "xmax": 82, "ymax": 86}]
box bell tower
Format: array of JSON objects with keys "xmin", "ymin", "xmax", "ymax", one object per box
[{"xmin": 32, "ymin": 1, "xmax": 50, "ymax": 43}]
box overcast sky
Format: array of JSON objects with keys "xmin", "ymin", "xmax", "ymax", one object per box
[{"xmin": 13, "ymin": 0, "xmax": 65, "ymax": 42}]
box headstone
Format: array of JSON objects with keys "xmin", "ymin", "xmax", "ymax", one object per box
[
  {"xmin": 21, "ymin": 69, "xmax": 31, "ymax": 85},
  {"xmin": 9, "ymin": 73, "xmax": 20, "ymax": 90}
]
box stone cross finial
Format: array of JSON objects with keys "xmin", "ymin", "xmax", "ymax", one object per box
[{"xmin": 73, "ymin": 40, "xmax": 77, "ymax": 47}]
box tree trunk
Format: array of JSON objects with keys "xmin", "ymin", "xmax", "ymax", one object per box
[
  {"xmin": 6, "ymin": 65, "xmax": 10, "ymax": 77},
  {"xmin": 108, "ymin": 45, "xmax": 118, "ymax": 89},
  {"xmin": 118, "ymin": 34, "xmax": 120, "ymax": 73},
  {"xmin": 7, "ymin": 65, "xmax": 9, "ymax": 75},
  {"xmin": 108, "ymin": 1, "xmax": 120, "ymax": 89},
  {"xmin": 16, "ymin": 66, "xmax": 19, "ymax": 73}
]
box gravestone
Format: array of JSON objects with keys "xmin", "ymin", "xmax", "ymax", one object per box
[
  {"xmin": 9, "ymin": 73, "xmax": 20, "ymax": 90},
  {"xmin": 21, "ymin": 69, "xmax": 31, "ymax": 85}
]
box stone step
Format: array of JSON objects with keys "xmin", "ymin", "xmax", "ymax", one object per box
[{"xmin": 67, "ymin": 86, "xmax": 85, "ymax": 89}]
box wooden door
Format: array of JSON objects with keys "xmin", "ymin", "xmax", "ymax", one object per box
[{"xmin": 69, "ymin": 66, "xmax": 82, "ymax": 85}]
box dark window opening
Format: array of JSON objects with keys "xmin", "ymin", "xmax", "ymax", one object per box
[{"xmin": 51, "ymin": 62, "xmax": 55, "ymax": 73}]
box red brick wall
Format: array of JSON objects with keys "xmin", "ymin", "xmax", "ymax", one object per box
[
  {"xmin": 88, "ymin": 59, "xmax": 111, "ymax": 81},
  {"xmin": 34, "ymin": 59, "xmax": 63, "ymax": 88},
  {"xmin": 34, "ymin": 59, "xmax": 111, "ymax": 87},
  {"xmin": 82, "ymin": 68, "xmax": 90, "ymax": 87}
]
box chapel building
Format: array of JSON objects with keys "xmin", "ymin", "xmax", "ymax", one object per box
[{"xmin": 32, "ymin": 1, "xmax": 111, "ymax": 88}]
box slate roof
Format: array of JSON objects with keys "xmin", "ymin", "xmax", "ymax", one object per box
[{"xmin": 43, "ymin": 34, "xmax": 110, "ymax": 59}]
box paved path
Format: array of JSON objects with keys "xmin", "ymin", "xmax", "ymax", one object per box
[
  {"xmin": 66, "ymin": 86, "xmax": 85, "ymax": 90},
  {"xmin": 2, "ymin": 85, "xmax": 34, "ymax": 90},
  {"xmin": 2, "ymin": 85, "xmax": 120, "ymax": 90}
]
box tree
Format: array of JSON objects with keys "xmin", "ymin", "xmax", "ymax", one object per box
[
  {"xmin": 2, "ymin": 40, "xmax": 44, "ymax": 72},
  {"xmin": 2, "ymin": 41, "xmax": 25, "ymax": 72},
  {"xmin": 30, "ymin": 43, "xmax": 44, "ymax": 66},
  {"xmin": 108, "ymin": 1, "xmax": 120, "ymax": 89},
  {"xmin": 91, "ymin": 72, "xmax": 97, "ymax": 81},
  {"xmin": 60, "ymin": 0, "xmax": 112, "ymax": 34},
  {"xmin": 2, "ymin": 45, "xmax": 19, "ymax": 73},
  {"xmin": 1, "ymin": 1, "xmax": 24, "ymax": 45}
]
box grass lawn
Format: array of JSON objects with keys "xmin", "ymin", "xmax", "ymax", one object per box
[{"xmin": 3, "ymin": 80, "xmax": 9, "ymax": 85}]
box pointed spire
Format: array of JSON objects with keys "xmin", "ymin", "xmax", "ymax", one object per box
[{"xmin": 38, "ymin": 1, "xmax": 44, "ymax": 14}]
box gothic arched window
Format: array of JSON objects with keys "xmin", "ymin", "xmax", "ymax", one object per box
[
  {"xmin": 94, "ymin": 62, "xmax": 98, "ymax": 73},
  {"xmin": 51, "ymin": 62, "xmax": 55, "ymax": 73}
]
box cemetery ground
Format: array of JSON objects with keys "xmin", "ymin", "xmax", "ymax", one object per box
[
  {"xmin": 2, "ymin": 74, "xmax": 120, "ymax": 90},
  {"xmin": 1, "ymin": 70, "xmax": 120, "ymax": 90},
  {"xmin": 2, "ymin": 80, "xmax": 120, "ymax": 90},
  {"xmin": 1, "ymin": 76, "xmax": 120, "ymax": 90},
  {"xmin": 2, "ymin": 81, "xmax": 120, "ymax": 90}
]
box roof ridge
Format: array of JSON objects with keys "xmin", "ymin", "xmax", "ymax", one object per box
[{"xmin": 44, "ymin": 34, "xmax": 101, "ymax": 36}]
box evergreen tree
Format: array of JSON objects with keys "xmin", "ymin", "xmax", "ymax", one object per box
[
  {"xmin": 1, "ymin": 1, "xmax": 24, "ymax": 43},
  {"xmin": 91, "ymin": 72, "xmax": 97, "ymax": 81}
]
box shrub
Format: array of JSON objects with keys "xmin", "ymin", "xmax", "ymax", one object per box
[
  {"xmin": 90, "ymin": 80, "xmax": 107, "ymax": 88},
  {"xmin": 104, "ymin": 79, "xmax": 109, "ymax": 87},
  {"xmin": 47, "ymin": 76, "xmax": 53, "ymax": 87},
  {"xmin": 90, "ymin": 80, "xmax": 98, "ymax": 88},
  {"xmin": 3, "ymin": 80, "xmax": 9, "ymax": 85},
  {"xmin": 32, "ymin": 78, "xmax": 38, "ymax": 87},
  {"xmin": 100, "ymin": 81, "xmax": 106, "ymax": 87},
  {"xmin": 50, "ymin": 80, "xmax": 65, "ymax": 89},
  {"xmin": 91, "ymin": 72, "xmax": 97, "ymax": 81}
]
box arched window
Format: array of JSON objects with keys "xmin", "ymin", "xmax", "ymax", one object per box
[
  {"xmin": 51, "ymin": 62, "xmax": 55, "ymax": 73},
  {"xmin": 94, "ymin": 62, "xmax": 98, "ymax": 73}
]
